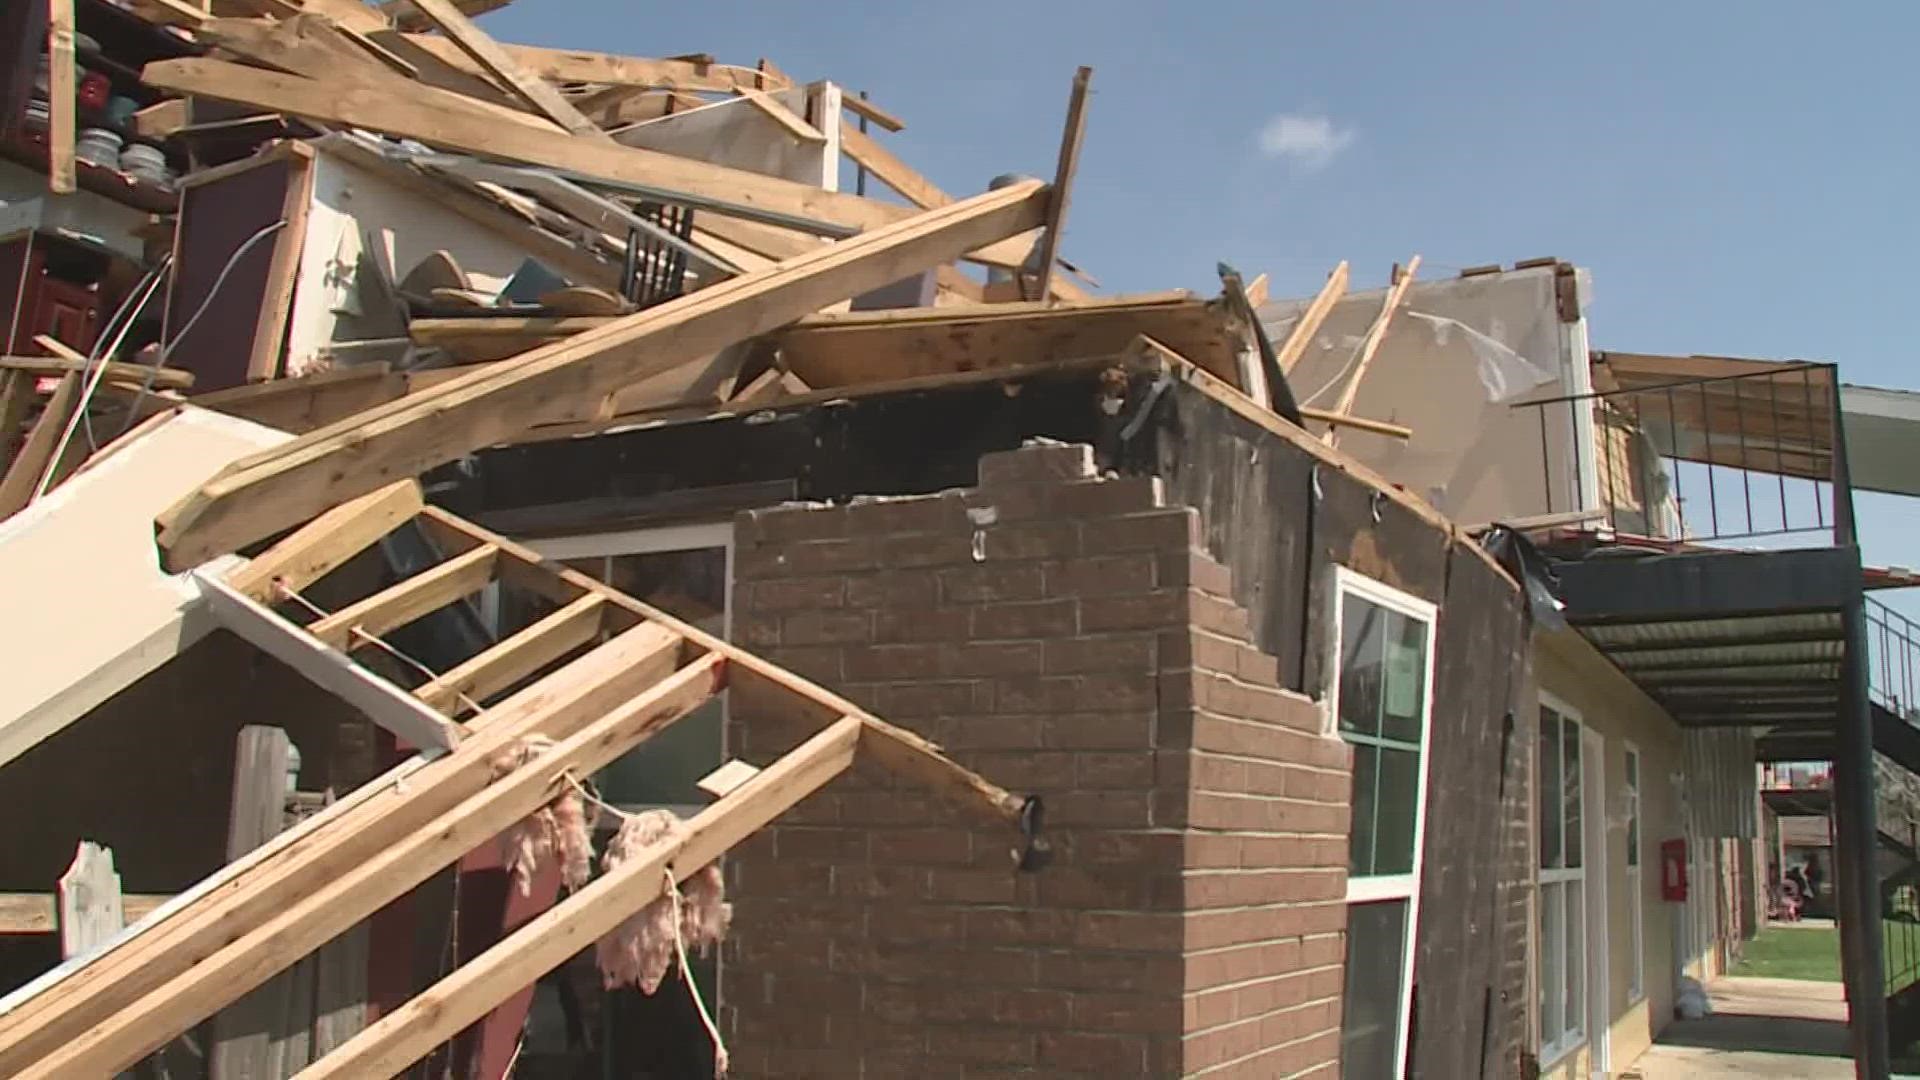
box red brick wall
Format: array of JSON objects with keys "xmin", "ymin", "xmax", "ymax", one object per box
[{"xmin": 725, "ymin": 441, "xmax": 1351, "ymax": 1078}]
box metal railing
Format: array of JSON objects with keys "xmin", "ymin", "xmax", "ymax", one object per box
[
  {"xmin": 1514, "ymin": 364, "xmax": 1842, "ymax": 547},
  {"xmin": 1869, "ymin": 597, "xmax": 1920, "ymax": 720}
]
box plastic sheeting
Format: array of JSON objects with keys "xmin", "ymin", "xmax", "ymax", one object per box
[{"xmin": 1260, "ymin": 265, "xmax": 1582, "ymax": 526}]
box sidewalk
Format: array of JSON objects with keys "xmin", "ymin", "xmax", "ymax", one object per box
[{"xmin": 1623, "ymin": 975, "xmax": 1853, "ymax": 1078}]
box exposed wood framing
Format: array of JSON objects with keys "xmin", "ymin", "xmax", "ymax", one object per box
[
  {"xmin": 222, "ymin": 479, "xmax": 425, "ymax": 603},
  {"xmin": 304, "ymin": 543, "xmax": 498, "ymax": 650},
  {"xmin": 0, "ymin": 892, "xmax": 167, "ymax": 935},
  {"xmin": 1027, "ymin": 65, "xmax": 1091, "ymax": 302},
  {"xmin": 296, "ymin": 716, "xmax": 864, "ymax": 1078},
  {"xmin": 0, "ymin": 355, "xmax": 194, "ymax": 391},
  {"xmin": 1127, "ymin": 335, "xmax": 1411, "ymax": 440},
  {"xmin": 397, "ymin": 36, "xmax": 775, "ymax": 94},
  {"xmin": 46, "ymin": 0, "xmax": 77, "ymax": 194},
  {"xmin": 401, "ymin": 0, "xmax": 606, "ymax": 136},
  {"xmin": 1324, "ymin": 256, "xmax": 1419, "ymax": 449},
  {"xmin": 736, "ymin": 88, "xmax": 825, "ymax": 142},
  {"xmin": 191, "ymin": 362, "xmax": 412, "ymax": 435},
  {"xmin": 154, "ymin": 179, "xmax": 1051, "ymax": 569},
  {"xmin": 1275, "ymin": 260, "xmax": 1348, "ymax": 374},
  {"xmin": 0, "ymin": 372, "xmax": 81, "ymax": 519},
  {"xmin": 412, "ymin": 593, "xmax": 607, "ymax": 715},
  {"xmin": 840, "ymin": 126, "xmax": 950, "ymax": 209},
  {"xmin": 141, "ymin": 58, "xmax": 1054, "ymax": 278}
]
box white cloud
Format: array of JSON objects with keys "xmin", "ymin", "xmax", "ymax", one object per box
[{"xmin": 1256, "ymin": 112, "xmax": 1356, "ymax": 172}]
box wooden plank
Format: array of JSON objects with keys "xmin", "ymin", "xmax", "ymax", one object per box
[
  {"xmin": 224, "ymin": 479, "xmax": 425, "ymax": 603},
  {"xmin": 0, "ymin": 372, "xmax": 36, "ymax": 480},
  {"xmin": 0, "ymin": 372, "xmax": 81, "ymax": 520},
  {"xmin": 140, "ymin": 58, "xmax": 1049, "ymax": 276},
  {"xmin": 249, "ymin": 144, "xmax": 315, "ymax": 383},
  {"xmin": 305, "ymin": 543, "xmax": 498, "ymax": 649},
  {"xmin": 1027, "ymin": 65, "xmax": 1092, "ymax": 302},
  {"xmin": 1127, "ymin": 335, "xmax": 1410, "ymax": 439},
  {"xmin": 1274, "ymin": 261, "xmax": 1349, "ymax": 374},
  {"xmin": 46, "ymin": 0, "xmax": 76, "ymax": 194},
  {"xmin": 400, "ymin": 0, "xmax": 606, "ymax": 137},
  {"xmin": 123, "ymin": 0, "xmax": 208, "ymax": 28},
  {"xmin": 56, "ymin": 842, "xmax": 123, "ymax": 959},
  {"xmin": 153, "ymin": 179, "xmax": 1051, "ymax": 570},
  {"xmin": 132, "ymin": 99, "xmax": 190, "ymax": 140},
  {"xmin": 735, "ymin": 88, "xmax": 824, "ymax": 142},
  {"xmin": 843, "ymin": 94, "xmax": 905, "ymax": 134},
  {"xmin": 26, "ymin": 654, "xmax": 724, "ymax": 1079},
  {"xmin": 0, "ymin": 619, "xmax": 686, "ymax": 1076},
  {"xmin": 191, "ymin": 363, "xmax": 411, "ymax": 435},
  {"xmin": 1324, "ymin": 256, "xmax": 1419, "ymax": 449},
  {"xmin": 413, "ymin": 593, "xmax": 606, "ymax": 715},
  {"xmin": 696, "ymin": 758, "xmax": 760, "ymax": 798},
  {"xmin": 0, "ymin": 893, "xmax": 166, "ymax": 935},
  {"xmin": 0, "ymin": 355, "xmax": 194, "ymax": 391},
  {"xmin": 197, "ymin": 573, "xmax": 466, "ymax": 752},
  {"xmin": 295, "ymin": 715, "xmax": 860, "ymax": 1079},
  {"xmin": 840, "ymin": 126, "xmax": 950, "ymax": 209},
  {"xmin": 212, "ymin": 726, "xmax": 308, "ymax": 1080}
]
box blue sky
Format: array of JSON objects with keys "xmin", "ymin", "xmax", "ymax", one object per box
[{"xmin": 486, "ymin": 1, "xmax": 1920, "ymax": 601}]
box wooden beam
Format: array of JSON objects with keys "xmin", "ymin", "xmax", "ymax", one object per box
[
  {"xmin": 153, "ymin": 179, "xmax": 1051, "ymax": 570},
  {"xmin": 400, "ymin": 0, "xmax": 605, "ymax": 136},
  {"xmin": 294, "ymin": 715, "xmax": 859, "ymax": 1079},
  {"xmin": 397, "ymin": 36, "xmax": 765, "ymax": 93},
  {"xmin": 0, "ymin": 372, "xmax": 81, "ymax": 520},
  {"xmin": 0, "ymin": 371, "xmax": 38, "ymax": 480},
  {"xmin": 191, "ymin": 363, "xmax": 411, "ymax": 435},
  {"xmin": 305, "ymin": 543, "xmax": 498, "ymax": 649},
  {"xmin": 414, "ymin": 594, "xmax": 606, "ymax": 715},
  {"xmin": 25, "ymin": 653, "xmax": 723, "ymax": 1079},
  {"xmin": 223, "ymin": 479, "xmax": 424, "ymax": 603},
  {"xmin": 1127, "ymin": 335, "xmax": 1411, "ymax": 440},
  {"xmin": 1324, "ymin": 256, "xmax": 1419, "ymax": 449},
  {"xmin": 196, "ymin": 573, "xmax": 466, "ymax": 752},
  {"xmin": 1274, "ymin": 261, "xmax": 1349, "ymax": 374},
  {"xmin": 140, "ymin": 58, "xmax": 1048, "ymax": 275},
  {"xmin": 735, "ymin": 88, "xmax": 825, "ymax": 142},
  {"xmin": 0, "ymin": 892, "xmax": 167, "ymax": 935},
  {"xmin": 0, "ymin": 621, "xmax": 688, "ymax": 1078},
  {"xmin": 123, "ymin": 0, "xmax": 208, "ymax": 28},
  {"xmin": 0, "ymin": 355, "xmax": 194, "ymax": 391},
  {"xmin": 1027, "ymin": 65, "xmax": 1092, "ymax": 302},
  {"xmin": 844, "ymin": 94, "xmax": 904, "ymax": 133},
  {"xmin": 46, "ymin": 0, "xmax": 76, "ymax": 194},
  {"xmin": 132, "ymin": 98, "xmax": 190, "ymax": 140},
  {"xmin": 840, "ymin": 126, "xmax": 950, "ymax": 210}
]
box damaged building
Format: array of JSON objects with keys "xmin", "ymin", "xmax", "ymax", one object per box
[{"xmin": 0, "ymin": 1, "xmax": 1911, "ymax": 1078}]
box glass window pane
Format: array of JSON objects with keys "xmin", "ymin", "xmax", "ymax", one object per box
[
  {"xmin": 1373, "ymin": 747, "xmax": 1421, "ymax": 876},
  {"xmin": 1564, "ymin": 721, "xmax": 1583, "ymax": 870},
  {"xmin": 1348, "ymin": 743, "xmax": 1380, "ymax": 876},
  {"xmin": 1538, "ymin": 708, "xmax": 1562, "ymax": 869},
  {"xmin": 1379, "ymin": 612, "xmax": 1428, "ymax": 744},
  {"xmin": 1626, "ymin": 751, "xmax": 1641, "ymax": 868},
  {"xmin": 1340, "ymin": 899, "xmax": 1409, "ymax": 1079},
  {"xmin": 1565, "ymin": 884, "xmax": 1586, "ymax": 1039},
  {"xmin": 1339, "ymin": 596, "xmax": 1385, "ymax": 738},
  {"xmin": 1539, "ymin": 883, "xmax": 1563, "ymax": 1044}
]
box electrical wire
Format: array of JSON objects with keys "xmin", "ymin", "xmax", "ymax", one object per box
[{"xmin": 32, "ymin": 263, "xmax": 169, "ymax": 500}]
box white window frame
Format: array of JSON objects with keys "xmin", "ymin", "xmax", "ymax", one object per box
[
  {"xmin": 1537, "ymin": 693, "xmax": 1589, "ymax": 1066},
  {"xmin": 1625, "ymin": 742, "xmax": 1645, "ymax": 1004},
  {"xmin": 1329, "ymin": 566, "xmax": 1439, "ymax": 1078}
]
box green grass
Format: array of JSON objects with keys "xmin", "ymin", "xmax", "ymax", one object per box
[{"xmin": 1732, "ymin": 925, "xmax": 1843, "ymax": 981}]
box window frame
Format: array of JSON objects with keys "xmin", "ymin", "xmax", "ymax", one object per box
[
  {"xmin": 1329, "ymin": 566, "xmax": 1439, "ymax": 1077},
  {"xmin": 1624, "ymin": 742, "xmax": 1645, "ymax": 1004},
  {"xmin": 1536, "ymin": 693, "xmax": 1589, "ymax": 1066}
]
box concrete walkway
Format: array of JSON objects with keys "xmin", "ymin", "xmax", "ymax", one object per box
[{"xmin": 1624, "ymin": 976, "xmax": 1854, "ymax": 1078}]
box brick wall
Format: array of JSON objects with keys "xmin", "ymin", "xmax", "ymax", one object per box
[{"xmin": 724, "ymin": 441, "xmax": 1351, "ymax": 1078}]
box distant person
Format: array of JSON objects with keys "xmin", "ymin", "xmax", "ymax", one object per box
[{"xmin": 1805, "ymin": 856, "xmax": 1824, "ymax": 899}]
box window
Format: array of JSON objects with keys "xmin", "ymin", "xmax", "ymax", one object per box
[
  {"xmin": 1537, "ymin": 699, "xmax": 1586, "ymax": 1063},
  {"xmin": 1331, "ymin": 569, "xmax": 1437, "ymax": 1079},
  {"xmin": 1625, "ymin": 745, "xmax": 1644, "ymax": 1003}
]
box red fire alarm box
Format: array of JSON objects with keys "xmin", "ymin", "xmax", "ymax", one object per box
[{"xmin": 1660, "ymin": 838, "xmax": 1689, "ymax": 901}]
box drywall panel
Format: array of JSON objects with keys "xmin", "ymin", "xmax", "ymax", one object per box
[
  {"xmin": 614, "ymin": 84, "xmax": 839, "ymax": 191},
  {"xmin": 1262, "ymin": 266, "xmax": 1578, "ymax": 527},
  {"xmin": 283, "ymin": 144, "xmax": 547, "ymax": 377},
  {"xmin": 0, "ymin": 407, "xmax": 289, "ymax": 769}
]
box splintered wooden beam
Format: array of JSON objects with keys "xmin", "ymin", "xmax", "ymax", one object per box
[
  {"xmin": 1275, "ymin": 260, "xmax": 1349, "ymax": 374},
  {"xmin": 398, "ymin": 35, "xmax": 768, "ymax": 94},
  {"xmin": 46, "ymin": 0, "xmax": 76, "ymax": 194},
  {"xmin": 735, "ymin": 88, "xmax": 825, "ymax": 142},
  {"xmin": 140, "ymin": 58, "xmax": 1049, "ymax": 276},
  {"xmin": 153, "ymin": 179, "xmax": 1051, "ymax": 570},
  {"xmin": 293, "ymin": 715, "xmax": 860, "ymax": 1079},
  {"xmin": 413, "ymin": 594, "xmax": 606, "ymax": 715},
  {"xmin": 305, "ymin": 543, "xmax": 499, "ymax": 649},
  {"xmin": 0, "ymin": 622, "xmax": 686, "ymax": 1077},
  {"xmin": 401, "ymin": 0, "xmax": 605, "ymax": 136},
  {"xmin": 20, "ymin": 653, "xmax": 726, "ymax": 1079},
  {"xmin": 1324, "ymin": 256, "xmax": 1420, "ymax": 449},
  {"xmin": 1027, "ymin": 65, "xmax": 1092, "ymax": 302},
  {"xmin": 0, "ymin": 372, "xmax": 81, "ymax": 519},
  {"xmin": 197, "ymin": 574, "xmax": 467, "ymax": 753},
  {"xmin": 223, "ymin": 479, "xmax": 425, "ymax": 603}
]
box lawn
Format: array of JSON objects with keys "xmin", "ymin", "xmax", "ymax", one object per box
[{"xmin": 1732, "ymin": 925, "xmax": 1842, "ymax": 981}]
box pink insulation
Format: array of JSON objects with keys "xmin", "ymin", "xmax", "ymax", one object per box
[
  {"xmin": 490, "ymin": 736, "xmax": 595, "ymax": 896},
  {"xmin": 594, "ymin": 808, "xmax": 732, "ymax": 995}
]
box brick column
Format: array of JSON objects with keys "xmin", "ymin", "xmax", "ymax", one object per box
[{"xmin": 725, "ymin": 441, "xmax": 1351, "ymax": 1078}]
